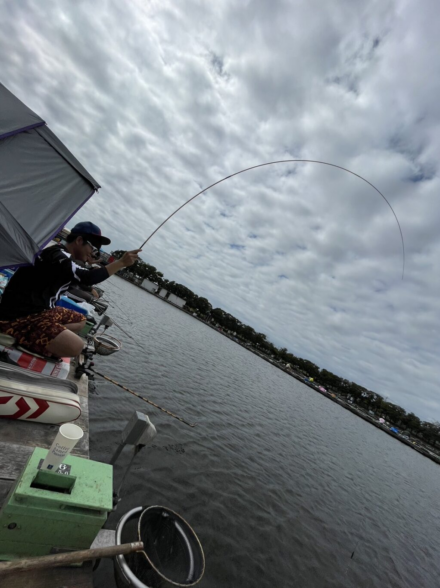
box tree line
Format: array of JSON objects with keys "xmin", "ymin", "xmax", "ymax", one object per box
[
  {"xmin": 111, "ymin": 250, "xmax": 440, "ymax": 449},
  {"xmin": 112, "ymin": 251, "xmax": 213, "ymax": 314}
]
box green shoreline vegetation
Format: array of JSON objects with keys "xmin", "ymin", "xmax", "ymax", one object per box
[{"xmin": 112, "ymin": 251, "xmax": 440, "ymax": 450}]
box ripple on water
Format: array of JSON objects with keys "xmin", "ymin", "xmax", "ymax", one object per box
[{"xmin": 92, "ymin": 277, "xmax": 440, "ymax": 588}]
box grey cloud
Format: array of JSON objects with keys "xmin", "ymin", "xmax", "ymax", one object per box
[{"xmin": 1, "ymin": 0, "xmax": 439, "ymax": 419}]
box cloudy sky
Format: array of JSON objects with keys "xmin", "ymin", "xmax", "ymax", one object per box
[{"xmin": 1, "ymin": 0, "xmax": 439, "ymax": 419}]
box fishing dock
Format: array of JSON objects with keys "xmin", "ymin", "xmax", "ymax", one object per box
[{"xmin": 0, "ymin": 359, "xmax": 94, "ymax": 588}]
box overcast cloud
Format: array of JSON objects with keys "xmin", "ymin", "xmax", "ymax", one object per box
[{"xmin": 1, "ymin": 0, "xmax": 439, "ymax": 419}]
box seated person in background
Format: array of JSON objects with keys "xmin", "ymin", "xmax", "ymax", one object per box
[{"xmin": 0, "ymin": 222, "xmax": 140, "ymax": 358}]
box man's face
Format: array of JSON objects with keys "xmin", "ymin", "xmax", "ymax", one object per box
[
  {"xmin": 86, "ymin": 249, "xmax": 99, "ymax": 264},
  {"xmin": 74, "ymin": 236, "xmax": 99, "ymax": 262}
]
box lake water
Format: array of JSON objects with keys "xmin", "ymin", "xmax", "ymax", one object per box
[{"xmin": 92, "ymin": 276, "xmax": 440, "ymax": 588}]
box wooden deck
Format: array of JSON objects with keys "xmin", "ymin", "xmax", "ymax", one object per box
[{"xmin": 0, "ymin": 359, "xmax": 94, "ymax": 588}]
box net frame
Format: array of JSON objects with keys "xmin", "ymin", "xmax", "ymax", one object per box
[{"xmin": 137, "ymin": 505, "xmax": 205, "ymax": 587}]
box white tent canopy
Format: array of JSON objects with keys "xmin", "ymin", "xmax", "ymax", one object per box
[{"xmin": 0, "ymin": 83, "xmax": 100, "ymax": 269}]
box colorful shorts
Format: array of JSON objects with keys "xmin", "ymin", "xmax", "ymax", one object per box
[{"xmin": 0, "ymin": 307, "xmax": 86, "ymax": 355}]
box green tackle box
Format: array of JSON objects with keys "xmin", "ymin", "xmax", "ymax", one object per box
[{"xmin": 0, "ymin": 447, "xmax": 113, "ymax": 559}]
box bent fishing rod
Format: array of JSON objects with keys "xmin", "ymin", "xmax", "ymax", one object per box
[
  {"xmin": 139, "ymin": 159, "xmax": 405, "ymax": 279},
  {"xmin": 106, "ymin": 160, "xmax": 404, "ymax": 427}
]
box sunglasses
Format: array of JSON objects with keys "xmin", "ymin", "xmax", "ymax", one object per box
[{"xmin": 84, "ymin": 239, "xmax": 99, "ymax": 257}]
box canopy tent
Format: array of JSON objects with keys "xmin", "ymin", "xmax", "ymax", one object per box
[{"xmin": 0, "ymin": 83, "xmax": 100, "ymax": 269}]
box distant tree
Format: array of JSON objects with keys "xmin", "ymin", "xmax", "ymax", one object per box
[
  {"xmin": 195, "ymin": 297, "xmax": 212, "ymax": 314},
  {"xmin": 295, "ymin": 358, "xmax": 320, "ymax": 378},
  {"xmin": 419, "ymin": 421, "xmax": 440, "ymax": 445},
  {"xmin": 401, "ymin": 412, "xmax": 421, "ymax": 434},
  {"xmin": 319, "ymin": 369, "xmax": 342, "ymax": 389},
  {"xmin": 380, "ymin": 402, "xmax": 406, "ymax": 425}
]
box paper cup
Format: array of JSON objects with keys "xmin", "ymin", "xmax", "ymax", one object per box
[{"xmin": 40, "ymin": 423, "xmax": 84, "ymax": 471}]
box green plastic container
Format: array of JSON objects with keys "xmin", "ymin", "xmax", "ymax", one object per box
[
  {"xmin": 0, "ymin": 447, "xmax": 113, "ymax": 559},
  {"xmin": 79, "ymin": 320, "xmax": 95, "ymax": 337}
]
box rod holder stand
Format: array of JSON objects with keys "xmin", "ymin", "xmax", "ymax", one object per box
[{"xmin": 110, "ymin": 411, "xmax": 157, "ymax": 466}]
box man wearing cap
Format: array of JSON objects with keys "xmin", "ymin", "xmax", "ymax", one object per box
[{"xmin": 0, "ymin": 222, "xmax": 141, "ymax": 358}]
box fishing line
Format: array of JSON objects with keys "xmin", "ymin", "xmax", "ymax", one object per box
[
  {"xmin": 90, "ymin": 367, "xmax": 196, "ymax": 428},
  {"xmin": 98, "ymin": 291, "xmax": 145, "ymax": 346},
  {"xmin": 111, "ymin": 318, "xmax": 144, "ymax": 346},
  {"xmin": 139, "ymin": 160, "xmax": 405, "ymax": 279}
]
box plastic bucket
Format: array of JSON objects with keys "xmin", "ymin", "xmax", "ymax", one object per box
[{"xmin": 115, "ymin": 507, "xmax": 152, "ymax": 588}]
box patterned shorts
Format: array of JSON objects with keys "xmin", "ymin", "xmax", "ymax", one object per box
[{"xmin": 0, "ymin": 307, "xmax": 86, "ymax": 355}]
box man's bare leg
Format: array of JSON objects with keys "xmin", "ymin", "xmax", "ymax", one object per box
[
  {"xmin": 46, "ymin": 330, "xmax": 84, "ymax": 358},
  {"xmin": 65, "ymin": 322, "xmax": 85, "ymax": 334}
]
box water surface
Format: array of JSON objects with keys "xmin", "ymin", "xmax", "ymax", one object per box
[{"xmin": 92, "ymin": 277, "xmax": 440, "ymax": 588}]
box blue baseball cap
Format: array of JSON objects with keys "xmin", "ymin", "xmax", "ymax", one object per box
[{"xmin": 70, "ymin": 222, "xmax": 111, "ymax": 246}]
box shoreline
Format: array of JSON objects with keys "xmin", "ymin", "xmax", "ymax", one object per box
[{"xmin": 119, "ymin": 275, "xmax": 440, "ymax": 467}]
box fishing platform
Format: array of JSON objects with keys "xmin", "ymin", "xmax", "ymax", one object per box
[
  {"xmin": 0, "ymin": 314, "xmax": 204, "ymax": 588},
  {"xmin": 0, "ymin": 83, "xmax": 204, "ymax": 587},
  {"xmin": 0, "ymin": 359, "xmax": 94, "ymax": 588}
]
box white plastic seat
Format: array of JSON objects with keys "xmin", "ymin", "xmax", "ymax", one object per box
[{"xmin": 0, "ymin": 363, "xmax": 80, "ymax": 425}]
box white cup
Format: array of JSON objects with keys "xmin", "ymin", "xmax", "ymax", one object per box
[{"xmin": 40, "ymin": 423, "xmax": 84, "ymax": 471}]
